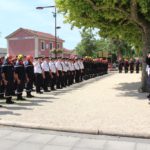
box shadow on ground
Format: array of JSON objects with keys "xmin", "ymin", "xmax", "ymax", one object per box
[
  {"xmin": 0, "ymin": 73, "xmax": 113, "ymax": 116},
  {"xmin": 115, "ymin": 82, "xmax": 147, "ymax": 100}
]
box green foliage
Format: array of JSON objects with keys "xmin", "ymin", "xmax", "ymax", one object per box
[
  {"xmin": 75, "ymin": 29, "xmax": 136, "ymax": 59},
  {"xmin": 55, "ymin": 0, "xmax": 150, "ymax": 50},
  {"xmin": 75, "ymin": 29, "xmax": 97, "ymax": 57}
]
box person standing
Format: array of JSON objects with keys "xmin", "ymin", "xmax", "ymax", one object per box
[
  {"xmin": 135, "ymin": 58, "xmax": 140, "ymax": 73},
  {"xmin": 74, "ymin": 58, "xmax": 80, "ymax": 83},
  {"xmin": 49, "ymin": 58, "xmax": 58, "ymax": 91},
  {"xmin": 129, "ymin": 58, "xmax": 135, "ymax": 73},
  {"xmin": 0, "ymin": 57, "xmax": 5, "ymax": 99},
  {"xmin": 14, "ymin": 54, "xmax": 26, "ymax": 100},
  {"xmin": 124, "ymin": 59, "xmax": 129, "ymax": 73},
  {"xmin": 146, "ymin": 52, "xmax": 150, "ymax": 100},
  {"xmin": 118, "ymin": 58, "xmax": 124, "ymax": 73},
  {"xmin": 55, "ymin": 57, "xmax": 63, "ymax": 89},
  {"xmin": 1, "ymin": 55, "xmax": 15, "ymax": 104},
  {"xmin": 41, "ymin": 57, "xmax": 51, "ymax": 92},
  {"xmin": 33, "ymin": 56, "xmax": 45, "ymax": 94},
  {"xmin": 24, "ymin": 55, "xmax": 34, "ymax": 98}
]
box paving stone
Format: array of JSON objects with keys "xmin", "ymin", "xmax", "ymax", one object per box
[
  {"xmin": 136, "ymin": 143, "xmax": 150, "ymax": 150},
  {"xmin": 49, "ymin": 135, "xmax": 80, "ymax": 147},
  {"xmin": 25, "ymin": 133, "xmax": 56, "ymax": 144},
  {"xmin": 0, "ymin": 129, "xmax": 12, "ymax": 138},
  {"xmin": 76, "ymin": 139, "xmax": 106, "ymax": 149},
  {"xmin": 42, "ymin": 145, "xmax": 71, "ymax": 150},
  {"xmin": 11, "ymin": 142, "xmax": 43, "ymax": 150},
  {"xmin": 105, "ymin": 141, "xmax": 135, "ymax": 150},
  {"xmin": 4, "ymin": 131, "xmax": 32, "ymax": 141},
  {"xmin": 0, "ymin": 139, "xmax": 18, "ymax": 150}
]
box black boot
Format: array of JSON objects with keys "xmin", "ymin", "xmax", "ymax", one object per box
[
  {"xmin": 6, "ymin": 97, "xmax": 14, "ymax": 104},
  {"xmin": 26, "ymin": 92, "xmax": 34, "ymax": 98},
  {"xmin": 17, "ymin": 94, "xmax": 26, "ymax": 101},
  {"xmin": 147, "ymin": 94, "xmax": 150, "ymax": 99},
  {"xmin": 0, "ymin": 94, "xmax": 5, "ymax": 99}
]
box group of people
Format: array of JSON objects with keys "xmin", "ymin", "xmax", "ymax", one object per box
[
  {"xmin": 118, "ymin": 58, "xmax": 141, "ymax": 73},
  {"xmin": 0, "ymin": 54, "xmax": 108, "ymax": 106}
]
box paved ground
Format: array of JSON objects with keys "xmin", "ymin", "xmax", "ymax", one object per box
[
  {"xmin": 0, "ymin": 126, "xmax": 150, "ymax": 150},
  {"xmin": 0, "ymin": 72, "xmax": 150, "ymax": 137}
]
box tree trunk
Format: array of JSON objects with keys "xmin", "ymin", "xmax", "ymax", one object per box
[{"xmin": 140, "ymin": 28, "xmax": 150, "ymax": 92}]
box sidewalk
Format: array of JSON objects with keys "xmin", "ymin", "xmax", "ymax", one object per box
[
  {"xmin": 0, "ymin": 126, "xmax": 150, "ymax": 150},
  {"xmin": 0, "ymin": 72, "xmax": 149, "ymax": 138}
]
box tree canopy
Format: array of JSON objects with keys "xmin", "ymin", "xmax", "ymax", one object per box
[
  {"xmin": 55, "ymin": 0, "xmax": 150, "ymax": 91},
  {"xmin": 56, "ymin": 0, "xmax": 150, "ymax": 49}
]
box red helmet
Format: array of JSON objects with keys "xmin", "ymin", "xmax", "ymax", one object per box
[{"xmin": 26, "ymin": 55, "xmax": 33, "ymax": 61}]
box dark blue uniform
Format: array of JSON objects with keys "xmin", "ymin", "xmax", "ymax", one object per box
[
  {"xmin": 0, "ymin": 61, "xmax": 5, "ymax": 99},
  {"xmin": 1, "ymin": 60, "xmax": 14, "ymax": 103},
  {"xmin": 24, "ymin": 60, "xmax": 34, "ymax": 97},
  {"xmin": 14, "ymin": 60, "xmax": 26, "ymax": 100}
]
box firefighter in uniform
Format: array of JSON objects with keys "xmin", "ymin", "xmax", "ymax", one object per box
[
  {"xmin": 49, "ymin": 57, "xmax": 58, "ymax": 91},
  {"xmin": 33, "ymin": 56, "xmax": 44, "ymax": 94},
  {"xmin": 124, "ymin": 59, "xmax": 129, "ymax": 73},
  {"xmin": 14, "ymin": 54, "xmax": 26, "ymax": 100},
  {"xmin": 135, "ymin": 58, "xmax": 140, "ymax": 73},
  {"xmin": 129, "ymin": 58, "xmax": 134, "ymax": 73},
  {"xmin": 1, "ymin": 55, "xmax": 15, "ymax": 104},
  {"xmin": 118, "ymin": 58, "xmax": 124, "ymax": 73},
  {"xmin": 74, "ymin": 58, "xmax": 80, "ymax": 83},
  {"xmin": 55, "ymin": 57, "xmax": 63, "ymax": 89},
  {"xmin": 41, "ymin": 57, "xmax": 51, "ymax": 92},
  {"xmin": 24, "ymin": 55, "xmax": 34, "ymax": 98},
  {"xmin": 0, "ymin": 57, "xmax": 5, "ymax": 99}
]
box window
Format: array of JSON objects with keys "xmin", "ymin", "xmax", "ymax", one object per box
[
  {"xmin": 41, "ymin": 41, "xmax": 45, "ymax": 50},
  {"xmin": 49, "ymin": 42, "xmax": 53, "ymax": 50}
]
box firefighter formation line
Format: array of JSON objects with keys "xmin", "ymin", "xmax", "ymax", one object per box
[{"xmin": 0, "ymin": 55, "xmax": 108, "ymax": 105}]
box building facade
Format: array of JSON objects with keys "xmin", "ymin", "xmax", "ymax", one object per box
[{"xmin": 6, "ymin": 28, "xmax": 65, "ymax": 57}]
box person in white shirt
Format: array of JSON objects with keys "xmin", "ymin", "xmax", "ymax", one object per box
[
  {"xmin": 33, "ymin": 56, "xmax": 44, "ymax": 94},
  {"xmin": 55, "ymin": 57, "xmax": 64, "ymax": 89},
  {"xmin": 78, "ymin": 58, "xmax": 84, "ymax": 81},
  {"xmin": 74, "ymin": 57, "xmax": 80, "ymax": 83},
  {"xmin": 41, "ymin": 57, "xmax": 51, "ymax": 92},
  {"xmin": 61, "ymin": 58, "xmax": 68, "ymax": 87},
  {"xmin": 49, "ymin": 57, "xmax": 58, "ymax": 90}
]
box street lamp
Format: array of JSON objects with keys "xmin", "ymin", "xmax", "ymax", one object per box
[{"xmin": 36, "ymin": 6, "xmax": 61, "ymax": 58}]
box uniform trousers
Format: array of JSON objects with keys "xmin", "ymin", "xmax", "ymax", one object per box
[
  {"xmin": 5, "ymin": 80, "xmax": 14, "ymax": 98},
  {"xmin": 35, "ymin": 73, "xmax": 43, "ymax": 93},
  {"xmin": 43, "ymin": 71, "xmax": 50, "ymax": 91},
  {"xmin": 0, "ymin": 80, "xmax": 4, "ymax": 97},
  {"xmin": 16, "ymin": 80, "xmax": 25, "ymax": 96},
  {"xmin": 51, "ymin": 73, "xmax": 57, "ymax": 90}
]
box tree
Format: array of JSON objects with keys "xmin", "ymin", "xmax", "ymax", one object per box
[
  {"xmin": 75, "ymin": 29, "xmax": 97, "ymax": 57},
  {"xmin": 56, "ymin": 0, "xmax": 150, "ymax": 92}
]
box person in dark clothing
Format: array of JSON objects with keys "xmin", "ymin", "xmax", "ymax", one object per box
[
  {"xmin": 129, "ymin": 58, "xmax": 135, "ymax": 73},
  {"xmin": 135, "ymin": 58, "xmax": 140, "ymax": 73},
  {"xmin": 124, "ymin": 59, "xmax": 129, "ymax": 73},
  {"xmin": 14, "ymin": 54, "xmax": 26, "ymax": 100},
  {"xmin": 1, "ymin": 55, "xmax": 15, "ymax": 104},
  {"xmin": 118, "ymin": 58, "xmax": 124, "ymax": 73},
  {"xmin": 0, "ymin": 57, "xmax": 5, "ymax": 100},
  {"xmin": 24, "ymin": 55, "xmax": 34, "ymax": 98}
]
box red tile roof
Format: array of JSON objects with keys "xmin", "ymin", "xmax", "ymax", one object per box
[
  {"xmin": 24, "ymin": 28, "xmax": 64, "ymax": 42},
  {"xmin": 6, "ymin": 28, "xmax": 64, "ymax": 42}
]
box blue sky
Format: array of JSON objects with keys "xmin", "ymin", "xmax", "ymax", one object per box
[{"xmin": 0, "ymin": 0, "xmax": 82, "ymax": 50}]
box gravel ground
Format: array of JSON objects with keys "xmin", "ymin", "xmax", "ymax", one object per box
[{"xmin": 0, "ymin": 72, "xmax": 150, "ymax": 138}]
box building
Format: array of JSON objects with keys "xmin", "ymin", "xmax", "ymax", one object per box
[
  {"xmin": 0, "ymin": 48, "xmax": 7, "ymax": 57},
  {"xmin": 6, "ymin": 28, "xmax": 64, "ymax": 57}
]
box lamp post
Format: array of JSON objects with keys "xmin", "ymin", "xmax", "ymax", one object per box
[{"xmin": 36, "ymin": 6, "xmax": 61, "ymax": 58}]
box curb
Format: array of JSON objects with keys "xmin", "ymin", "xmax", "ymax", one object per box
[{"xmin": 1, "ymin": 121, "xmax": 150, "ymax": 139}]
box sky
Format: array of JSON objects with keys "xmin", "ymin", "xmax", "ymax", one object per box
[{"xmin": 0, "ymin": 0, "xmax": 82, "ymax": 50}]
